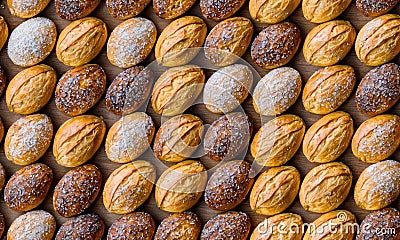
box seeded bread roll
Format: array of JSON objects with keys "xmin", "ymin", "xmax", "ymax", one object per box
[
  {"xmin": 354, "ymin": 160, "xmax": 400, "ymax": 210},
  {"xmin": 107, "ymin": 0, "xmax": 151, "ymax": 19},
  {"xmin": 105, "ymin": 66, "xmax": 153, "ymax": 115},
  {"xmin": 8, "ymin": 0, "xmax": 50, "ymax": 18},
  {"xmin": 55, "ymin": 0, "xmax": 101, "ymax": 20},
  {"xmin": 251, "ymin": 22, "xmax": 301, "ymax": 69},
  {"xmin": 55, "ymin": 64, "xmax": 106, "ymax": 116},
  {"xmin": 154, "ymin": 0, "xmax": 196, "ymax": 19},
  {"xmin": 204, "ymin": 112, "xmax": 252, "ymax": 161},
  {"xmin": 4, "ymin": 114, "xmax": 53, "ymax": 165},
  {"xmin": 356, "ymin": 208, "xmax": 400, "ymax": 240},
  {"xmin": 356, "ymin": 0, "xmax": 400, "ymax": 17},
  {"xmin": 107, "ymin": 17, "xmax": 157, "ymax": 68},
  {"xmin": 253, "ymin": 67, "xmax": 302, "ymax": 116},
  {"xmin": 107, "ymin": 212, "xmax": 156, "ymax": 240},
  {"xmin": 355, "ymin": 63, "xmax": 400, "ymax": 116},
  {"xmin": 200, "ymin": 0, "xmax": 246, "ymax": 21},
  {"xmin": 0, "ymin": 117, "xmax": 4, "ymax": 144},
  {"xmin": 352, "ymin": 114, "xmax": 400, "ymax": 163},
  {"xmin": 53, "ymin": 164, "xmax": 102, "ymax": 217},
  {"xmin": 154, "ymin": 212, "xmax": 201, "ymax": 240},
  {"xmin": 201, "ymin": 212, "xmax": 251, "ymax": 240},
  {"xmin": 204, "ymin": 160, "xmax": 254, "ymax": 211},
  {"xmin": 4, "ymin": 163, "xmax": 53, "ymax": 211},
  {"xmin": 55, "ymin": 214, "xmax": 105, "ymax": 240},
  {"xmin": 8, "ymin": 17, "xmax": 57, "ymax": 67},
  {"xmin": 8, "ymin": 210, "xmax": 56, "ymax": 240}
]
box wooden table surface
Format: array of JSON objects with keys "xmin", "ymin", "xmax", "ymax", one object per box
[{"xmin": 0, "ymin": 0, "xmax": 399, "ymax": 238}]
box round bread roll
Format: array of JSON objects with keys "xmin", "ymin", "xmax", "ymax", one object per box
[
  {"xmin": 107, "ymin": 17, "xmax": 157, "ymax": 68},
  {"xmin": 7, "ymin": 210, "xmax": 56, "ymax": 240},
  {"xmin": 8, "ymin": 17, "xmax": 57, "ymax": 67},
  {"xmin": 8, "ymin": 0, "xmax": 50, "ymax": 18}
]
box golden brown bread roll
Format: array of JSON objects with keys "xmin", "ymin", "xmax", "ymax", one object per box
[
  {"xmin": 204, "ymin": 17, "xmax": 253, "ymax": 66},
  {"xmin": 251, "ymin": 114, "xmax": 305, "ymax": 167},
  {"xmin": 354, "ymin": 160, "xmax": 400, "ymax": 210},
  {"xmin": 155, "ymin": 16, "xmax": 207, "ymax": 67},
  {"xmin": 8, "ymin": 0, "xmax": 50, "ymax": 18},
  {"xmin": 303, "ymin": 0, "xmax": 352, "ymax": 23},
  {"xmin": 355, "ymin": 14, "xmax": 400, "ymax": 66},
  {"xmin": 151, "ymin": 65, "xmax": 205, "ymax": 117},
  {"xmin": 4, "ymin": 114, "xmax": 53, "ymax": 165},
  {"xmin": 352, "ymin": 114, "xmax": 400, "ymax": 163},
  {"xmin": 250, "ymin": 0, "xmax": 300, "ymax": 24},
  {"xmin": 105, "ymin": 112, "xmax": 155, "ymax": 163},
  {"xmin": 303, "ymin": 210, "xmax": 356, "ymax": 240},
  {"xmin": 303, "ymin": 111, "xmax": 354, "ymax": 163},
  {"xmin": 153, "ymin": 114, "xmax": 203, "ymax": 162},
  {"xmin": 103, "ymin": 161, "xmax": 156, "ymax": 214},
  {"xmin": 303, "ymin": 20, "xmax": 356, "ymax": 66},
  {"xmin": 6, "ymin": 65, "xmax": 57, "ymax": 115},
  {"xmin": 56, "ymin": 17, "xmax": 107, "ymax": 67},
  {"xmin": 7, "ymin": 210, "xmax": 56, "ymax": 240},
  {"xmin": 155, "ymin": 160, "xmax": 207, "ymax": 212},
  {"xmin": 250, "ymin": 213, "xmax": 303, "ymax": 240},
  {"xmin": 107, "ymin": 17, "xmax": 157, "ymax": 68},
  {"xmin": 0, "ymin": 16, "xmax": 8, "ymax": 51},
  {"xmin": 53, "ymin": 115, "xmax": 106, "ymax": 167},
  {"xmin": 302, "ymin": 65, "xmax": 356, "ymax": 115},
  {"xmin": 250, "ymin": 166, "xmax": 300, "ymax": 216},
  {"xmin": 299, "ymin": 162, "xmax": 352, "ymax": 213}
]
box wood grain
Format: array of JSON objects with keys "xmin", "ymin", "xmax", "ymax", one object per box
[{"xmin": 0, "ymin": 0, "xmax": 399, "ymax": 238}]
